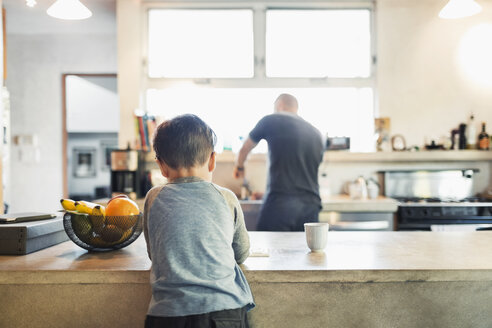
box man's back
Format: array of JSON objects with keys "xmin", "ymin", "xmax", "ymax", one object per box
[{"xmin": 249, "ymin": 112, "xmax": 324, "ymax": 201}]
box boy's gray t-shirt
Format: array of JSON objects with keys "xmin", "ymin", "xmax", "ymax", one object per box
[{"xmin": 143, "ymin": 177, "xmax": 255, "ymax": 317}]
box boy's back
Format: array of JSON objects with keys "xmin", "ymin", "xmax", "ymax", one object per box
[
  {"xmin": 144, "ymin": 177, "xmax": 254, "ymax": 317},
  {"xmin": 143, "ymin": 114, "xmax": 254, "ymax": 327}
]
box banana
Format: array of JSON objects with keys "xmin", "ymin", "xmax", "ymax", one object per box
[
  {"xmin": 60, "ymin": 199, "xmax": 77, "ymax": 211},
  {"xmin": 93, "ymin": 205, "xmax": 106, "ymax": 217},
  {"xmin": 74, "ymin": 201, "xmax": 100, "ymax": 215}
]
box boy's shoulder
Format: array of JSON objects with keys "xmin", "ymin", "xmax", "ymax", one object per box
[
  {"xmin": 146, "ymin": 184, "xmax": 166, "ymax": 198},
  {"xmin": 211, "ymin": 184, "xmax": 239, "ymax": 205}
]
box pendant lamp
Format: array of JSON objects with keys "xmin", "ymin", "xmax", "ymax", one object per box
[
  {"xmin": 439, "ymin": 0, "xmax": 482, "ymax": 19},
  {"xmin": 47, "ymin": 0, "xmax": 92, "ymax": 20},
  {"xmin": 26, "ymin": 0, "xmax": 37, "ymax": 7}
]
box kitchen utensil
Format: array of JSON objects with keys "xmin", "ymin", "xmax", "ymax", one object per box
[
  {"xmin": 424, "ymin": 140, "xmax": 444, "ymax": 150},
  {"xmin": 347, "ymin": 176, "xmax": 368, "ymax": 199},
  {"xmin": 366, "ymin": 178, "xmax": 380, "ymax": 199}
]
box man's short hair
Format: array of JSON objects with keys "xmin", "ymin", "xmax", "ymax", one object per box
[{"xmin": 153, "ymin": 114, "xmax": 217, "ymax": 169}]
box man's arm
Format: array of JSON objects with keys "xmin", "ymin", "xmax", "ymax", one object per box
[{"xmin": 233, "ymin": 137, "xmax": 257, "ymax": 179}]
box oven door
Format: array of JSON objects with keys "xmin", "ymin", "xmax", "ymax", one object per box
[
  {"xmin": 397, "ymin": 204, "xmax": 492, "ymax": 231},
  {"xmin": 430, "ymin": 224, "xmax": 492, "ymax": 231}
]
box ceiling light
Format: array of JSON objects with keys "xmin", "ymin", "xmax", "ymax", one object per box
[
  {"xmin": 46, "ymin": 0, "xmax": 92, "ymax": 20},
  {"xmin": 26, "ymin": 0, "xmax": 37, "ymax": 7},
  {"xmin": 439, "ymin": 0, "xmax": 482, "ymax": 19}
]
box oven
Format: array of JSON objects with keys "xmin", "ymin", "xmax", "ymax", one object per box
[
  {"xmin": 381, "ymin": 169, "xmax": 492, "ymax": 231},
  {"xmin": 397, "ymin": 199, "xmax": 492, "ymax": 231}
]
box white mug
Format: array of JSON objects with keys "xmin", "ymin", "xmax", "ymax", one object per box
[{"xmin": 304, "ymin": 222, "xmax": 329, "ymax": 252}]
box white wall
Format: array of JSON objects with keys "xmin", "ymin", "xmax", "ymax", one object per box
[
  {"xmin": 378, "ymin": 0, "xmax": 492, "ymax": 147},
  {"xmin": 6, "ymin": 34, "xmax": 117, "ymax": 212}
]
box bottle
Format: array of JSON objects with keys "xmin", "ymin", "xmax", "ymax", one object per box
[
  {"xmin": 458, "ymin": 123, "xmax": 467, "ymax": 150},
  {"xmin": 478, "ymin": 122, "xmax": 490, "ymax": 150},
  {"xmin": 466, "ymin": 114, "xmax": 477, "ymax": 149}
]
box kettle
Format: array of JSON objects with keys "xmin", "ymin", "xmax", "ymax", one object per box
[
  {"xmin": 366, "ymin": 178, "xmax": 380, "ymax": 199},
  {"xmin": 347, "ymin": 176, "xmax": 368, "ymax": 200}
]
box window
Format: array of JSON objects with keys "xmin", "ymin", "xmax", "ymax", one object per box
[
  {"xmin": 147, "ymin": 87, "xmax": 373, "ymax": 152},
  {"xmin": 144, "ymin": 4, "xmax": 376, "ymax": 152},
  {"xmin": 148, "ymin": 9, "xmax": 254, "ymax": 78},
  {"xmin": 266, "ymin": 9, "xmax": 371, "ymax": 78}
]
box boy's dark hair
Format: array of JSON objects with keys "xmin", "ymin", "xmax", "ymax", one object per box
[{"xmin": 153, "ymin": 114, "xmax": 217, "ymax": 169}]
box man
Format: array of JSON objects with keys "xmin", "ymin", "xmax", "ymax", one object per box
[{"xmin": 233, "ymin": 94, "xmax": 324, "ymax": 231}]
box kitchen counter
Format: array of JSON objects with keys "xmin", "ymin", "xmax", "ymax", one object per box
[
  {"xmin": 240, "ymin": 195, "xmax": 398, "ymax": 212},
  {"xmin": 321, "ymin": 195, "xmax": 398, "ymax": 212},
  {"xmin": 96, "ymin": 197, "xmax": 397, "ymax": 232},
  {"xmin": 241, "ymin": 196, "xmax": 398, "ymax": 231},
  {"xmin": 1, "ymin": 231, "xmax": 492, "ymax": 327}
]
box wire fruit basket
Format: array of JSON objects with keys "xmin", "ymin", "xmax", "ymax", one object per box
[{"xmin": 63, "ymin": 211, "xmax": 143, "ymax": 252}]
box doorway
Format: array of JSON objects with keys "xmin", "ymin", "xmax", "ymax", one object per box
[{"xmin": 62, "ymin": 74, "xmax": 119, "ymax": 200}]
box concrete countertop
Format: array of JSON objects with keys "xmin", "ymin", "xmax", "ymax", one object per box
[{"xmin": 1, "ymin": 231, "xmax": 492, "ymax": 284}]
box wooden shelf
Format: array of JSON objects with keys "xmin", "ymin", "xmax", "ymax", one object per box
[
  {"xmin": 142, "ymin": 150, "xmax": 492, "ymax": 166},
  {"xmin": 323, "ymin": 150, "xmax": 492, "ymax": 163}
]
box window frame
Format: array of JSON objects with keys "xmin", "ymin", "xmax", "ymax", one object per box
[{"xmin": 141, "ymin": 1, "xmax": 377, "ymax": 90}]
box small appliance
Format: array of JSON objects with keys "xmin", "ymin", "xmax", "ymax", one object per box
[
  {"xmin": 110, "ymin": 149, "xmax": 140, "ymax": 200},
  {"xmin": 326, "ymin": 137, "xmax": 350, "ymax": 151}
]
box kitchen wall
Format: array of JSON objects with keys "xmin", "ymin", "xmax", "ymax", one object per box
[
  {"xmin": 378, "ymin": 0, "xmax": 492, "ymax": 147},
  {"xmin": 118, "ymin": 0, "xmax": 492, "ymax": 199},
  {"xmin": 118, "ymin": 0, "xmax": 492, "ymax": 150},
  {"xmin": 5, "ymin": 0, "xmax": 117, "ymax": 212},
  {"xmin": 4, "ymin": 0, "xmax": 492, "ymax": 211}
]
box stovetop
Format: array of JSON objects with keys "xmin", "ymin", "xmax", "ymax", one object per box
[{"xmin": 396, "ymin": 197, "xmax": 492, "ymax": 207}]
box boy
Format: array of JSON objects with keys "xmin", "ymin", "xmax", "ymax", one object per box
[{"xmin": 143, "ymin": 114, "xmax": 255, "ymax": 328}]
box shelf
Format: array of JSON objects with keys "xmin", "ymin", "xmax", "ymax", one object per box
[
  {"xmin": 323, "ymin": 150, "xmax": 492, "ymax": 163},
  {"xmin": 142, "ymin": 150, "xmax": 492, "ymax": 165}
]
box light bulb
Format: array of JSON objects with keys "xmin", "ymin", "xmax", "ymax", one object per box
[{"xmin": 26, "ymin": 0, "xmax": 37, "ymax": 7}]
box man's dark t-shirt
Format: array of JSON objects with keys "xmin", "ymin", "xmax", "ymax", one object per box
[{"xmin": 249, "ymin": 112, "xmax": 324, "ymax": 231}]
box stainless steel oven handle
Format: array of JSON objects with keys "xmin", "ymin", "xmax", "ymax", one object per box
[{"xmin": 329, "ymin": 221, "xmax": 390, "ymax": 231}]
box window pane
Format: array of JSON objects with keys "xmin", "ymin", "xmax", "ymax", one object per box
[
  {"xmin": 266, "ymin": 10, "xmax": 371, "ymax": 78},
  {"xmin": 148, "ymin": 9, "xmax": 254, "ymax": 78},
  {"xmin": 146, "ymin": 88, "xmax": 374, "ymax": 153}
]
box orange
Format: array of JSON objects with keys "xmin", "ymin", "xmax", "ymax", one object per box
[
  {"xmin": 105, "ymin": 197, "xmax": 139, "ymax": 216},
  {"xmin": 106, "ymin": 214, "xmax": 138, "ymax": 230}
]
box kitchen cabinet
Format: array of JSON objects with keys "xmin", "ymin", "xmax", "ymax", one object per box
[{"xmin": 320, "ymin": 195, "xmax": 398, "ymax": 231}]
